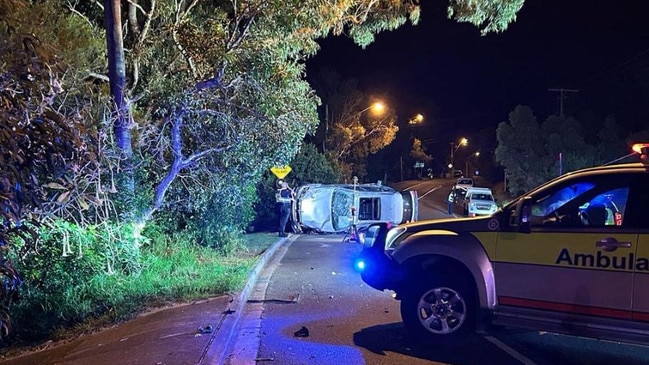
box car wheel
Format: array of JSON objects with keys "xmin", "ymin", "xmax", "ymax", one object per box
[{"xmin": 400, "ymin": 277, "xmax": 475, "ymax": 343}]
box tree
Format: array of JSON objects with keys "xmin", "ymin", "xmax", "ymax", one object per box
[
  {"xmin": 541, "ymin": 114, "xmax": 598, "ymax": 176},
  {"xmin": 309, "ymin": 71, "xmax": 400, "ymax": 181},
  {"xmin": 409, "ymin": 138, "xmax": 433, "ymax": 179},
  {"xmin": 0, "ymin": 0, "xmax": 525, "ymax": 338},
  {"xmin": 448, "ymin": 0, "xmax": 524, "ymax": 34},
  {"xmin": 104, "ymin": 0, "xmax": 134, "ymax": 215},
  {"xmin": 495, "ymin": 105, "xmax": 547, "ymax": 195},
  {"xmin": 91, "ymin": 1, "xmax": 427, "ymax": 224},
  {"xmin": 596, "ymin": 115, "xmax": 628, "ymax": 163},
  {"xmin": 289, "ymin": 143, "xmax": 339, "ymax": 185},
  {"xmin": 496, "ymin": 105, "xmax": 633, "ymax": 195},
  {"xmin": 0, "ymin": 0, "xmax": 109, "ymax": 338}
]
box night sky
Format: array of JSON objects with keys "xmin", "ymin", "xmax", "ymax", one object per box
[{"xmin": 306, "ymin": 1, "xmax": 649, "ymax": 151}]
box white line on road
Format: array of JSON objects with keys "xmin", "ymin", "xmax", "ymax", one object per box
[
  {"xmin": 484, "ymin": 335, "xmax": 538, "ymax": 365},
  {"xmin": 401, "ymin": 181, "xmax": 428, "ymax": 191},
  {"xmin": 418, "ymin": 184, "xmax": 444, "ymax": 199}
]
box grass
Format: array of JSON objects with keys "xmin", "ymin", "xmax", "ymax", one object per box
[{"xmin": 2, "ymin": 231, "xmax": 281, "ymax": 355}]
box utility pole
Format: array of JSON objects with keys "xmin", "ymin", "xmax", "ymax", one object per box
[
  {"xmin": 323, "ymin": 104, "xmax": 329, "ymax": 153},
  {"xmin": 548, "ymin": 88, "xmax": 578, "ymax": 117}
]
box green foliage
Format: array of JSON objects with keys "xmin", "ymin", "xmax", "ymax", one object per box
[
  {"xmin": 289, "ymin": 143, "xmax": 339, "ymax": 185},
  {"xmin": 7, "ymin": 220, "xmax": 141, "ymax": 340},
  {"xmin": 495, "ymin": 105, "xmax": 630, "ymax": 195},
  {"xmin": 448, "ymin": 0, "xmax": 524, "ymax": 34},
  {"xmin": 6, "ymin": 220, "xmax": 264, "ymax": 344},
  {"xmin": 310, "ymin": 71, "xmax": 399, "ymax": 181},
  {"xmin": 410, "ymin": 138, "xmax": 433, "ymax": 164},
  {"xmin": 251, "ymin": 143, "xmax": 339, "ymax": 231},
  {"xmin": 0, "ymin": 0, "xmax": 523, "ymax": 342}
]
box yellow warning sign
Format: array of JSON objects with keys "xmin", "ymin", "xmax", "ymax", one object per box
[{"xmin": 270, "ymin": 165, "xmax": 292, "ymax": 179}]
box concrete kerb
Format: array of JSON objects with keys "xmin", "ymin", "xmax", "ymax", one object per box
[{"xmin": 198, "ymin": 234, "xmax": 295, "ymax": 365}]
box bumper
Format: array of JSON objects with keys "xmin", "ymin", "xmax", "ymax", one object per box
[{"xmin": 357, "ymin": 224, "xmax": 404, "ymax": 291}]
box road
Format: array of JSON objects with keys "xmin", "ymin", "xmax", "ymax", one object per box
[{"xmin": 226, "ymin": 179, "xmax": 649, "ymax": 364}]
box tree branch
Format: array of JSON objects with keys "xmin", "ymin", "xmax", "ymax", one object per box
[{"xmin": 139, "ymin": 105, "xmax": 229, "ymax": 223}]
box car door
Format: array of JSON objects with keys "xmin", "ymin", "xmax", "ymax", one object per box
[
  {"xmin": 631, "ymin": 174, "xmax": 649, "ymax": 323},
  {"xmin": 494, "ymin": 173, "xmax": 637, "ymax": 326}
]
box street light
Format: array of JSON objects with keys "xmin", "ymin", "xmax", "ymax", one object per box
[
  {"xmin": 449, "ymin": 137, "xmax": 468, "ymax": 178},
  {"xmin": 400, "ymin": 113, "xmax": 424, "ymax": 181},
  {"xmin": 358, "ymin": 101, "xmax": 385, "ymax": 116},
  {"xmin": 408, "ymin": 113, "xmax": 424, "ymax": 125},
  {"xmin": 465, "ymin": 151, "xmax": 480, "ymax": 177},
  {"xmin": 324, "ymin": 101, "xmax": 385, "ymax": 153}
]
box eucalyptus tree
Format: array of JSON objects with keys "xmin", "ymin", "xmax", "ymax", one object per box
[
  {"xmin": 1, "ymin": 0, "xmax": 526, "ymax": 226},
  {"xmin": 92, "ymin": 0, "xmax": 524, "ymax": 224},
  {"xmin": 496, "ymin": 105, "xmax": 629, "ymax": 195},
  {"xmin": 82, "ymin": 0, "xmax": 424, "ymax": 225},
  {"xmin": 495, "ymin": 105, "xmax": 547, "ymax": 195}
]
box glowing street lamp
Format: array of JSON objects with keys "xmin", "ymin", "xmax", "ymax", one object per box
[
  {"xmin": 408, "ymin": 113, "xmax": 424, "ymax": 125},
  {"xmin": 449, "ymin": 137, "xmax": 468, "ymax": 177},
  {"xmin": 358, "ymin": 101, "xmax": 385, "ymax": 116},
  {"xmin": 466, "ymin": 151, "xmax": 480, "ymax": 177},
  {"xmin": 324, "ymin": 101, "xmax": 386, "ymax": 152}
]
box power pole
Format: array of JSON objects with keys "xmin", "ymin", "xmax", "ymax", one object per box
[{"xmin": 548, "ymin": 88, "xmax": 578, "ymax": 117}]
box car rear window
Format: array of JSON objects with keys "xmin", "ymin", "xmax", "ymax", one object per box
[{"xmin": 472, "ymin": 193, "xmax": 493, "ymax": 201}]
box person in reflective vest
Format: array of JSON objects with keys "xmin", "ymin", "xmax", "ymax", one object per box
[
  {"xmin": 276, "ymin": 181, "xmax": 294, "ymax": 237},
  {"xmin": 447, "ymin": 190, "xmax": 456, "ymax": 215}
]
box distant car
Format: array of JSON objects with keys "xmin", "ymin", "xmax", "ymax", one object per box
[
  {"xmin": 455, "ymin": 177, "xmax": 474, "ymax": 191},
  {"xmin": 291, "ymin": 182, "xmax": 418, "ymax": 234},
  {"xmin": 462, "ymin": 187, "xmax": 498, "ymax": 216}
]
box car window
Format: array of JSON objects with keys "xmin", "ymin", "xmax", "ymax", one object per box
[
  {"xmin": 531, "ymin": 182, "xmax": 595, "ymax": 217},
  {"xmin": 472, "ymin": 193, "xmax": 493, "ymax": 201},
  {"xmin": 578, "ymin": 188, "xmax": 629, "ymax": 226},
  {"xmin": 528, "ymin": 176, "xmax": 633, "ymax": 228},
  {"xmin": 359, "ymin": 198, "xmax": 381, "ymax": 221}
]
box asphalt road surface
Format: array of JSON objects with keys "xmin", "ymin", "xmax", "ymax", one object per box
[
  {"xmin": 230, "ymin": 234, "xmax": 649, "ymax": 365},
  {"xmin": 225, "ymin": 179, "xmax": 649, "ymax": 364}
]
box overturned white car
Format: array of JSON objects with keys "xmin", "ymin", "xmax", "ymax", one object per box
[{"xmin": 291, "ymin": 182, "xmax": 418, "ymax": 234}]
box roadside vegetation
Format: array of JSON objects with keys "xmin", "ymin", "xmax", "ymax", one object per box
[
  {"xmin": 3, "ymin": 225, "xmax": 278, "ymax": 350},
  {"xmin": 21, "ymin": 0, "xmax": 649, "ymax": 352}
]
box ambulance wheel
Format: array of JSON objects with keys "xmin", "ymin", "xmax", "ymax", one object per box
[{"xmin": 400, "ymin": 276, "xmax": 476, "ymax": 343}]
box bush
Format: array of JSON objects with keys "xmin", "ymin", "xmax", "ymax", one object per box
[
  {"xmin": 252, "ymin": 143, "xmax": 339, "ymax": 231},
  {"xmin": 7, "ymin": 220, "xmax": 142, "ymax": 342},
  {"xmin": 4, "ymin": 219, "xmax": 256, "ymax": 346}
]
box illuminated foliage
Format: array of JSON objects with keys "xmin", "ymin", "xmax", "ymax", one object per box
[
  {"xmin": 410, "ymin": 138, "xmax": 433, "ymax": 165},
  {"xmin": 448, "ymin": 0, "xmax": 525, "ymax": 34}
]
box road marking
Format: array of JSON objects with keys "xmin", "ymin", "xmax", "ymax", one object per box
[
  {"xmin": 418, "ymin": 184, "xmax": 444, "ymax": 199},
  {"xmin": 401, "ymin": 181, "xmax": 427, "ymax": 190},
  {"xmin": 484, "ymin": 335, "xmax": 538, "ymax": 365}
]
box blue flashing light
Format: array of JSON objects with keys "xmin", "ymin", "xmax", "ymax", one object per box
[{"xmin": 354, "ymin": 259, "xmax": 366, "ymax": 272}]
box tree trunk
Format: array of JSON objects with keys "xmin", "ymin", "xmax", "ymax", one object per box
[{"xmin": 105, "ymin": 0, "xmax": 134, "ymax": 217}]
